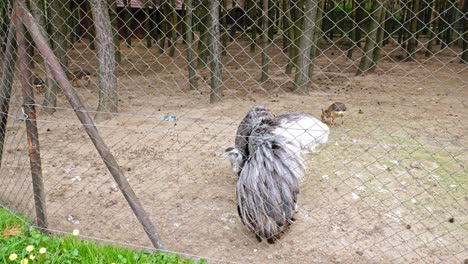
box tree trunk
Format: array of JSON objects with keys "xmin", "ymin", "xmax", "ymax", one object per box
[
  {"xmin": 293, "ymin": 0, "xmax": 304, "ymax": 65},
  {"xmin": 268, "ymin": 0, "xmax": 276, "ymax": 41},
  {"xmin": 442, "ymin": 0, "xmax": 455, "ymax": 48},
  {"xmin": 89, "ymin": 0, "xmax": 118, "ymax": 120},
  {"xmin": 436, "ymin": 0, "xmax": 448, "ymax": 46},
  {"xmin": 67, "ymin": 0, "xmax": 78, "ymax": 46},
  {"xmin": 398, "ymin": 1, "xmax": 408, "ymax": 46},
  {"xmin": 356, "ymin": 0, "xmax": 384, "ymax": 75},
  {"xmin": 221, "ymin": 0, "xmax": 228, "ymax": 55},
  {"xmin": 406, "ymin": 0, "xmax": 421, "ymax": 61},
  {"xmin": 355, "ymin": 0, "xmax": 364, "ymax": 48},
  {"xmin": 197, "ymin": 0, "xmax": 210, "ymax": 67},
  {"xmin": 123, "ymin": 0, "xmax": 132, "ymax": 47},
  {"xmin": 327, "ymin": 0, "xmax": 334, "ymax": 40},
  {"xmin": 425, "ymin": 0, "xmax": 436, "ymax": 57},
  {"xmin": 159, "ymin": 0, "xmax": 168, "ymax": 53},
  {"xmin": 369, "ymin": 1, "xmax": 387, "ymax": 73},
  {"xmin": 186, "ymin": 0, "xmax": 198, "ymax": 89},
  {"xmin": 168, "ymin": 0, "xmax": 178, "ymax": 57},
  {"xmin": 281, "ymin": 0, "xmax": 290, "ymax": 51},
  {"xmin": 145, "ymin": 0, "xmax": 152, "ymax": 48},
  {"xmin": 209, "ymin": 0, "xmax": 223, "ymax": 103},
  {"xmin": 250, "ymin": 0, "xmax": 258, "ymax": 53},
  {"xmin": 309, "ymin": 0, "xmax": 325, "ymax": 79},
  {"xmin": 285, "ymin": 0, "xmax": 299, "ymax": 74},
  {"xmin": 346, "ymin": 0, "xmax": 357, "ymax": 59},
  {"xmin": 110, "ymin": 0, "xmax": 122, "ymax": 63},
  {"xmin": 461, "ymin": 0, "xmax": 468, "ymax": 63},
  {"xmin": 43, "ymin": 0, "xmax": 69, "ymax": 113},
  {"xmin": 260, "ymin": 0, "xmax": 271, "ymax": 81},
  {"xmin": 83, "ymin": 0, "xmax": 96, "ymax": 49},
  {"xmin": 293, "ymin": 0, "xmax": 318, "ymax": 94},
  {"xmin": 151, "ymin": 0, "xmax": 160, "ymax": 42}
]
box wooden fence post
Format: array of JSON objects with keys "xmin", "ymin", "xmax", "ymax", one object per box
[
  {"xmin": 14, "ymin": 1, "xmax": 48, "ymax": 229},
  {"xmin": 17, "ymin": 1, "xmax": 165, "ymax": 250}
]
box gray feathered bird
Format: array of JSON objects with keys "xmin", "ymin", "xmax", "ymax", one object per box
[{"xmin": 222, "ymin": 106, "xmax": 329, "ymax": 243}]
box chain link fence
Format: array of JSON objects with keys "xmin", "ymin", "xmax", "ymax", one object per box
[{"xmin": 0, "ymin": 0, "xmax": 466, "ymax": 262}]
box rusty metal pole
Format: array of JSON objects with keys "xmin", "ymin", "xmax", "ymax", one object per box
[
  {"xmin": 0, "ymin": 14, "xmax": 18, "ymax": 167},
  {"xmin": 17, "ymin": 2, "xmax": 165, "ymax": 250},
  {"xmin": 14, "ymin": 1, "xmax": 48, "ymax": 230}
]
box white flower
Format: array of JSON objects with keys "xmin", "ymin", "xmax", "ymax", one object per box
[
  {"xmin": 39, "ymin": 247, "xmax": 47, "ymax": 254},
  {"xmin": 26, "ymin": 245, "xmax": 34, "ymax": 252},
  {"xmin": 20, "ymin": 259, "xmax": 29, "ymax": 264},
  {"xmin": 9, "ymin": 253, "xmax": 18, "ymax": 261},
  {"xmin": 29, "ymin": 255, "xmax": 35, "ymax": 260},
  {"xmin": 72, "ymin": 229, "xmax": 80, "ymax": 236}
]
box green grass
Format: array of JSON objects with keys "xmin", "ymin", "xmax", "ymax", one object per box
[{"xmin": 0, "ymin": 208, "xmax": 207, "ymax": 264}]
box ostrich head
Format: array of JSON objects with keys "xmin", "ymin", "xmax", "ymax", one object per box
[{"xmin": 222, "ymin": 147, "xmax": 243, "ymax": 176}]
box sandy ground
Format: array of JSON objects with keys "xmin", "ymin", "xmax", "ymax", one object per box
[{"xmin": 0, "ymin": 37, "xmax": 467, "ymax": 263}]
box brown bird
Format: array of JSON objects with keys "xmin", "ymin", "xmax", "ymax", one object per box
[
  {"xmin": 33, "ymin": 77, "xmax": 45, "ymax": 93},
  {"xmin": 321, "ymin": 102, "xmax": 347, "ymax": 126}
]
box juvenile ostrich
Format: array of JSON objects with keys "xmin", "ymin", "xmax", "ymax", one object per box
[{"xmin": 222, "ymin": 106, "xmax": 329, "ymax": 243}]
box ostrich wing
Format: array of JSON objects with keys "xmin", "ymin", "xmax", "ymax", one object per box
[
  {"xmin": 234, "ymin": 106, "xmax": 274, "ymax": 159},
  {"xmin": 275, "ymin": 114, "xmax": 329, "ymax": 153}
]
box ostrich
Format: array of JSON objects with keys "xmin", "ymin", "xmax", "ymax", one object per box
[
  {"xmin": 223, "ymin": 106, "xmax": 330, "ymax": 177},
  {"xmin": 222, "ymin": 106, "xmax": 329, "ymax": 243}
]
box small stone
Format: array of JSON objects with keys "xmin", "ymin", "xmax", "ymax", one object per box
[
  {"xmin": 356, "ymin": 250, "xmax": 364, "ymax": 256},
  {"xmin": 72, "ymin": 175, "xmax": 82, "ymax": 182},
  {"xmin": 66, "ymin": 214, "xmax": 80, "ymax": 225},
  {"xmin": 110, "ymin": 183, "xmax": 119, "ymax": 192},
  {"xmin": 448, "ymin": 217, "xmax": 454, "ymax": 223},
  {"xmin": 351, "ymin": 192, "xmax": 360, "ymax": 200}
]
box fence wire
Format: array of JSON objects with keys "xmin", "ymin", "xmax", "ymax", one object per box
[{"xmin": 0, "ymin": 0, "xmax": 467, "ymax": 263}]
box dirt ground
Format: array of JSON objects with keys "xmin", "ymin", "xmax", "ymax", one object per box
[{"xmin": 0, "ymin": 37, "xmax": 467, "ymax": 263}]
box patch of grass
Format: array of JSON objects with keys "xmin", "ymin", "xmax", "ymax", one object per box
[{"xmin": 0, "ymin": 208, "xmax": 207, "ymax": 264}]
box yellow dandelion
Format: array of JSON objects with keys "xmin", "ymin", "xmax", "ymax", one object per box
[
  {"xmin": 39, "ymin": 247, "xmax": 47, "ymax": 254},
  {"xmin": 26, "ymin": 245, "xmax": 34, "ymax": 252},
  {"xmin": 9, "ymin": 253, "xmax": 18, "ymax": 261},
  {"xmin": 72, "ymin": 229, "xmax": 80, "ymax": 236},
  {"xmin": 20, "ymin": 259, "xmax": 29, "ymax": 264},
  {"xmin": 29, "ymin": 255, "xmax": 35, "ymax": 260}
]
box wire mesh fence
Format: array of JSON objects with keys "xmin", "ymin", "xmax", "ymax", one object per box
[{"xmin": 0, "ymin": 0, "xmax": 467, "ymax": 262}]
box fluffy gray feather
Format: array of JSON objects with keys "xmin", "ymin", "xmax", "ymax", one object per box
[
  {"xmin": 236, "ymin": 117, "xmax": 305, "ymax": 243},
  {"xmin": 233, "ymin": 106, "xmax": 274, "ymax": 176}
]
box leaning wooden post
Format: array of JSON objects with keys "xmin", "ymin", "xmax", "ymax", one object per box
[
  {"xmin": 0, "ymin": 17, "xmax": 18, "ymax": 167},
  {"xmin": 14, "ymin": 2, "xmax": 48, "ymax": 230},
  {"xmin": 18, "ymin": 2, "xmax": 165, "ymax": 250}
]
